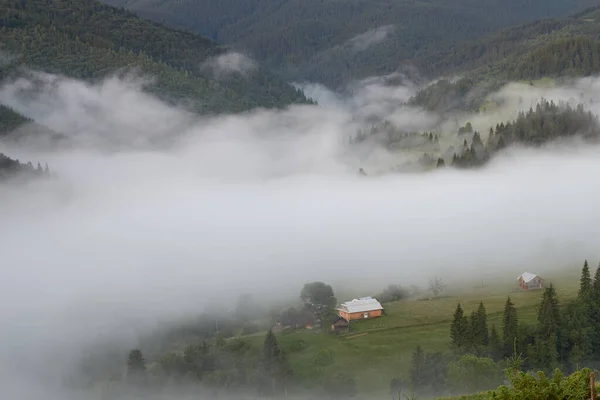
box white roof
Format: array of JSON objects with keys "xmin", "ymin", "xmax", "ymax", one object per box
[
  {"xmin": 517, "ymin": 272, "xmax": 540, "ymax": 283},
  {"xmin": 337, "ymin": 297, "xmax": 383, "ymax": 313}
]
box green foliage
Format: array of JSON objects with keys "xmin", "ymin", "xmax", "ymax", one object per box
[
  {"xmin": 259, "ymin": 329, "xmax": 293, "ymax": 395},
  {"xmin": 579, "ymin": 260, "xmax": 592, "ymax": 298},
  {"xmin": 300, "ymin": 282, "xmax": 337, "ymax": 321},
  {"xmin": 101, "ymin": 0, "xmax": 592, "ymax": 87},
  {"xmin": 126, "ymin": 349, "xmax": 147, "ymax": 385},
  {"xmin": 450, "ymin": 303, "xmax": 469, "ymax": 352},
  {"xmin": 0, "ymin": 0, "xmax": 310, "ymax": 115},
  {"xmin": 410, "ymin": 345, "xmax": 426, "ymax": 390},
  {"xmin": 447, "ymin": 354, "xmax": 502, "ymax": 394},
  {"xmin": 489, "ymin": 325, "xmax": 503, "ymax": 361},
  {"xmin": 411, "ymin": 8, "xmax": 600, "ymax": 112},
  {"xmin": 538, "ymin": 284, "xmax": 560, "ymax": 341},
  {"xmin": 378, "ymin": 284, "xmax": 409, "ymax": 303},
  {"xmin": 502, "ymin": 297, "xmax": 519, "ymax": 358},
  {"xmin": 492, "ymin": 368, "xmax": 594, "ymax": 400}
]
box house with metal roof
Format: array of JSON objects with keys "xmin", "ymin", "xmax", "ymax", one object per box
[
  {"xmin": 336, "ymin": 296, "xmax": 384, "ymax": 321},
  {"xmin": 517, "ymin": 272, "xmax": 543, "ymax": 290}
]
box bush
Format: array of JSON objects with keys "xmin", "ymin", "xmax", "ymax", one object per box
[
  {"xmin": 447, "ymin": 354, "xmax": 503, "ymax": 394},
  {"xmin": 492, "ymin": 368, "xmax": 594, "ymax": 400}
]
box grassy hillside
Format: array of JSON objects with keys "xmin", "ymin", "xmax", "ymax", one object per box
[
  {"xmin": 411, "ymin": 6, "xmax": 600, "ymax": 112},
  {"xmin": 100, "ymin": 0, "xmax": 595, "ymax": 88},
  {"xmin": 253, "ymin": 274, "xmax": 579, "ymax": 395},
  {"xmin": 0, "ymin": 0, "xmax": 311, "ymax": 115}
]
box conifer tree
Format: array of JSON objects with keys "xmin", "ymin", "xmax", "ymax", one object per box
[
  {"xmin": 502, "ymin": 297, "xmax": 518, "ymax": 357},
  {"xmin": 259, "ymin": 329, "xmax": 292, "ymax": 395},
  {"xmin": 410, "ymin": 345, "xmax": 426, "ymax": 390},
  {"xmin": 489, "ymin": 325, "xmax": 503, "ymax": 361},
  {"xmin": 538, "ymin": 284, "xmax": 560, "ymax": 340},
  {"xmin": 474, "ymin": 301, "xmax": 489, "ymax": 347},
  {"xmin": 579, "ymin": 259, "xmax": 592, "ymax": 297},
  {"xmin": 126, "ymin": 349, "xmax": 147, "ymax": 385},
  {"xmin": 450, "ymin": 303, "xmax": 469, "ymax": 352}
]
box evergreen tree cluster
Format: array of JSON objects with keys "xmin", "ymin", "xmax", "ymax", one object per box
[
  {"xmin": 0, "ymin": 152, "xmax": 51, "ymax": 181},
  {"xmin": 410, "ymin": 7, "xmax": 600, "ymax": 113},
  {"xmin": 444, "ymin": 99, "xmax": 600, "ymax": 169},
  {"xmin": 0, "ymin": 0, "xmax": 311, "ymax": 115},
  {"xmin": 121, "ymin": 330, "xmax": 294, "ymax": 395},
  {"xmin": 449, "ymin": 260, "xmax": 600, "ymax": 376},
  {"xmin": 100, "ymin": 0, "xmax": 591, "ymax": 88}
]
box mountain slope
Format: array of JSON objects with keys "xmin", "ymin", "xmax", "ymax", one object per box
[
  {"xmin": 101, "ymin": 0, "xmax": 596, "ymax": 88},
  {"xmin": 0, "ymin": 0, "xmax": 311, "ymax": 115},
  {"xmin": 411, "ymin": 6, "xmax": 600, "ymax": 112}
]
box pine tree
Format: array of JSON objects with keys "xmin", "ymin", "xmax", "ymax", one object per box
[
  {"xmin": 474, "ymin": 302, "xmax": 489, "ymax": 347},
  {"xmin": 410, "ymin": 345, "xmax": 426, "ymax": 390},
  {"xmin": 579, "ymin": 259, "xmax": 592, "ymax": 297},
  {"xmin": 450, "ymin": 303, "xmax": 469, "ymax": 352},
  {"xmin": 259, "ymin": 329, "xmax": 292, "ymax": 395},
  {"xmin": 489, "ymin": 325, "xmax": 503, "ymax": 361},
  {"xmin": 502, "ymin": 297, "xmax": 518, "ymax": 357},
  {"xmin": 126, "ymin": 349, "xmax": 147, "ymax": 385},
  {"xmin": 538, "ymin": 284, "xmax": 560, "ymax": 341}
]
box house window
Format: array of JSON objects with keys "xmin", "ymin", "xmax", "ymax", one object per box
[{"xmin": 363, "ymin": 312, "xmax": 368, "ymax": 318}]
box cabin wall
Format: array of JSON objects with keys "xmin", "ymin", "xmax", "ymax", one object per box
[{"xmin": 347, "ymin": 309, "xmax": 382, "ymax": 321}]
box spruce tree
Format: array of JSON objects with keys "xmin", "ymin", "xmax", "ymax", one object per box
[
  {"xmin": 579, "ymin": 259, "xmax": 592, "ymax": 297},
  {"xmin": 502, "ymin": 297, "xmax": 518, "ymax": 357},
  {"xmin": 260, "ymin": 329, "xmax": 292, "ymax": 395},
  {"xmin": 410, "ymin": 345, "xmax": 426, "ymax": 390},
  {"xmin": 126, "ymin": 349, "xmax": 147, "ymax": 385},
  {"xmin": 489, "ymin": 325, "xmax": 503, "ymax": 361},
  {"xmin": 538, "ymin": 284, "xmax": 560, "ymax": 340},
  {"xmin": 450, "ymin": 303, "xmax": 469, "ymax": 352},
  {"xmin": 474, "ymin": 301, "xmax": 489, "ymax": 347}
]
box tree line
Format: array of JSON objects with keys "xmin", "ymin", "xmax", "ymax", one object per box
[
  {"xmin": 0, "ymin": 152, "xmax": 51, "ymax": 181},
  {"xmin": 405, "ymin": 260, "xmax": 600, "ymax": 398},
  {"xmin": 442, "ymin": 99, "xmax": 599, "ymax": 169},
  {"xmin": 0, "ymin": 0, "xmax": 310, "ymax": 115}
]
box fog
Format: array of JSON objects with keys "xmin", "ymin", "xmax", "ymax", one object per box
[{"xmin": 2, "ymin": 70, "xmax": 600, "ymax": 399}]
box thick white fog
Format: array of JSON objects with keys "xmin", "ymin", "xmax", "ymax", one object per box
[{"xmin": 2, "ymin": 70, "xmax": 600, "ymax": 398}]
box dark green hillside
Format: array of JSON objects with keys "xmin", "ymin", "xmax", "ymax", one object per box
[
  {"xmin": 411, "ymin": 7, "xmax": 600, "ymax": 113},
  {"xmin": 0, "ymin": 104, "xmax": 31, "ymax": 134},
  {"xmin": 101, "ymin": 0, "xmax": 594, "ymax": 87},
  {"xmin": 0, "ymin": 0, "xmax": 310, "ymax": 114}
]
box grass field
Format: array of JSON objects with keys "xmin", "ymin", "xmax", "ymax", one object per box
[{"xmin": 251, "ymin": 268, "xmax": 580, "ymax": 397}]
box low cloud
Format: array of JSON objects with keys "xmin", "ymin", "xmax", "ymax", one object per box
[
  {"xmin": 2, "ymin": 70, "xmax": 600, "ymax": 399},
  {"xmin": 201, "ymin": 52, "xmax": 258, "ymax": 78},
  {"xmin": 346, "ymin": 25, "xmax": 395, "ymax": 52}
]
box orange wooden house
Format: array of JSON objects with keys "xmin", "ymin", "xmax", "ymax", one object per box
[
  {"xmin": 517, "ymin": 272, "xmax": 543, "ymax": 290},
  {"xmin": 336, "ymin": 296, "xmax": 384, "ymax": 321}
]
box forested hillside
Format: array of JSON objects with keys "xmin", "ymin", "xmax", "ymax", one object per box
[
  {"xmin": 101, "ymin": 0, "xmax": 595, "ymax": 88},
  {"xmin": 0, "ymin": 0, "xmax": 311, "ymax": 114},
  {"xmin": 411, "ymin": 7, "xmax": 600, "ymax": 112}
]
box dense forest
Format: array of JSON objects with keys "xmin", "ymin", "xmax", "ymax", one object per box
[
  {"xmin": 411, "ymin": 7, "xmax": 600, "ymax": 112},
  {"xmin": 0, "ymin": 0, "xmax": 311, "ymax": 114},
  {"xmin": 100, "ymin": 0, "xmax": 596, "ymax": 88}
]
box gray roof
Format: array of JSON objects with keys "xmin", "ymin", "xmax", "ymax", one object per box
[
  {"xmin": 336, "ymin": 297, "xmax": 383, "ymax": 313},
  {"xmin": 517, "ymin": 272, "xmax": 541, "ymax": 283}
]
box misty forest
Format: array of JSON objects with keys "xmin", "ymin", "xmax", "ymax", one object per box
[{"xmin": 3, "ymin": 1, "xmax": 600, "ymax": 400}]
